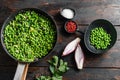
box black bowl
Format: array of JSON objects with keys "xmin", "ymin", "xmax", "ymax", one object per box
[
  {"xmin": 60, "ymin": 8, "xmax": 75, "ymax": 20},
  {"xmin": 64, "ymin": 20, "xmax": 77, "ymax": 33},
  {"xmin": 84, "ymin": 19, "xmax": 117, "ymax": 54}
]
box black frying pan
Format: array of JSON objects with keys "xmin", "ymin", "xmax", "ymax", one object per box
[
  {"xmin": 1, "ymin": 8, "xmax": 57, "ymax": 80},
  {"xmin": 65, "ymin": 19, "xmax": 117, "ymax": 54}
]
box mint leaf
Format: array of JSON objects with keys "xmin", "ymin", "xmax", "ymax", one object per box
[
  {"xmin": 36, "ymin": 56, "xmax": 69, "ymax": 80},
  {"xmin": 36, "ymin": 76, "xmax": 51, "ymax": 80},
  {"xmin": 49, "ymin": 65, "xmax": 55, "ymax": 74},
  {"xmin": 48, "ymin": 56, "xmax": 58, "ymax": 67},
  {"xmin": 60, "ymin": 59, "xmax": 64, "ymax": 66},
  {"xmin": 53, "ymin": 56, "xmax": 59, "ymax": 67},
  {"xmin": 52, "ymin": 76, "xmax": 62, "ymax": 80},
  {"xmin": 58, "ymin": 59, "xmax": 69, "ymax": 73},
  {"xmin": 58, "ymin": 59, "xmax": 66, "ymax": 72}
]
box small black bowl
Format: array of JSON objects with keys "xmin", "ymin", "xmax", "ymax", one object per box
[
  {"xmin": 64, "ymin": 20, "xmax": 77, "ymax": 33},
  {"xmin": 60, "ymin": 8, "xmax": 75, "ymax": 20},
  {"xmin": 84, "ymin": 19, "xmax": 117, "ymax": 54}
]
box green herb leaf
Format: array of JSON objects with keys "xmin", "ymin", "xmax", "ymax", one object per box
[
  {"xmin": 36, "ymin": 76, "xmax": 51, "ymax": 80},
  {"xmin": 58, "ymin": 59, "xmax": 69, "ymax": 74},
  {"xmin": 53, "ymin": 56, "xmax": 59, "ymax": 67},
  {"xmin": 36, "ymin": 56, "xmax": 69, "ymax": 80},
  {"xmin": 52, "ymin": 76, "xmax": 62, "ymax": 80},
  {"xmin": 49, "ymin": 65, "xmax": 55, "ymax": 74}
]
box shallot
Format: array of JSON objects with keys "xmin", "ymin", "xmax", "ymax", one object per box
[
  {"xmin": 62, "ymin": 38, "xmax": 80, "ymax": 56},
  {"xmin": 75, "ymin": 44, "xmax": 84, "ymax": 69}
]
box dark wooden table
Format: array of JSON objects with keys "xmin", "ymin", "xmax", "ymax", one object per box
[{"xmin": 0, "ymin": 0, "xmax": 120, "ymax": 80}]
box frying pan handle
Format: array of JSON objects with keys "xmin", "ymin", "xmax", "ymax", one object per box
[
  {"xmin": 13, "ymin": 63, "xmax": 29, "ymax": 80},
  {"xmin": 21, "ymin": 64, "xmax": 29, "ymax": 80}
]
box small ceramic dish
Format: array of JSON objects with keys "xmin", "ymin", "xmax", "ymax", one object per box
[
  {"xmin": 60, "ymin": 8, "xmax": 75, "ymax": 19},
  {"xmin": 64, "ymin": 20, "xmax": 77, "ymax": 33}
]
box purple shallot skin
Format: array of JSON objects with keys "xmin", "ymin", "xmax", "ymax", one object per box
[
  {"xmin": 62, "ymin": 38, "xmax": 80, "ymax": 56},
  {"xmin": 75, "ymin": 44, "xmax": 84, "ymax": 69}
]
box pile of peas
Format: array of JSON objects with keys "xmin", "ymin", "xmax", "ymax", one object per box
[
  {"xmin": 90, "ymin": 27, "xmax": 111, "ymax": 49},
  {"xmin": 4, "ymin": 11, "xmax": 56, "ymax": 62}
]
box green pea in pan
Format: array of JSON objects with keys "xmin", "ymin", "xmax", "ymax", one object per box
[
  {"xmin": 1, "ymin": 8, "xmax": 57, "ymax": 80},
  {"xmin": 84, "ymin": 19, "xmax": 117, "ymax": 54}
]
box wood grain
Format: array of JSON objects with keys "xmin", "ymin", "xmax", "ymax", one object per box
[
  {"xmin": 28, "ymin": 67, "xmax": 120, "ymax": 80},
  {"xmin": 1, "ymin": 0, "xmax": 120, "ymax": 25},
  {"xmin": 0, "ymin": 0, "xmax": 120, "ymax": 80},
  {"xmin": 0, "ymin": 67, "xmax": 120, "ymax": 80},
  {"xmin": 0, "ymin": 26, "xmax": 119, "ymax": 67}
]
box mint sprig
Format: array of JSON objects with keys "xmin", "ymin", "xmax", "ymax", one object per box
[{"xmin": 36, "ymin": 56, "xmax": 69, "ymax": 80}]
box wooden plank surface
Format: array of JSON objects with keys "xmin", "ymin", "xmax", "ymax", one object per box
[
  {"xmin": 1, "ymin": 0, "xmax": 120, "ymax": 25},
  {"xmin": 0, "ymin": 67, "xmax": 120, "ymax": 80},
  {"xmin": 0, "ymin": 0, "xmax": 120, "ymax": 80},
  {"xmin": 0, "ymin": 26, "xmax": 119, "ymax": 68}
]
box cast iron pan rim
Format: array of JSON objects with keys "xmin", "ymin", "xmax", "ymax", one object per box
[
  {"xmin": 1, "ymin": 8, "xmax": 58, "ymax": 63},
  {"xmin": 84, "ymin": 19, "xmax": 117, "ymax": 54}
]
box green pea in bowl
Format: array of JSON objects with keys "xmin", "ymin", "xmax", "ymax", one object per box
[{"xmin": 84, "ymin": 19, "xmax": 117, "ymax": 54}]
